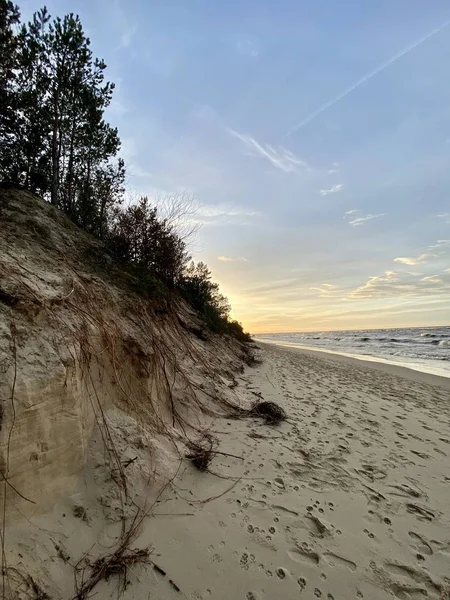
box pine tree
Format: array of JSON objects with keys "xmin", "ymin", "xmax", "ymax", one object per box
[
  {"xmin": 16, "ymin": 7, "xmax": 52, "ymax": 192},
  {"xmin": 0, "ymin": 5, "xmax": 125, "ymax": 231},
  {"xmin": 0, "ymin": 0, "xmax": 21, "ymax": 182}
]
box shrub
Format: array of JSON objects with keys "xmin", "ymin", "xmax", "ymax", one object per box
[{"xmin": 107, "ymin": 196, "xmax": 190, "ymax": 287}]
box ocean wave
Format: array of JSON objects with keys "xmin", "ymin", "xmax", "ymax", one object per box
[
  {"xmin": 261, "ymin": 327, "xmax": 450, "ymax": 375},
  {"xmin": 374, "ymin": 337, "xmax": 410, "ymax": 343}
]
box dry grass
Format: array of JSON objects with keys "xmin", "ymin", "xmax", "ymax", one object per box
[{"xmin": 74, "ymin": 544, "xmax": 151, "ymax": 599}]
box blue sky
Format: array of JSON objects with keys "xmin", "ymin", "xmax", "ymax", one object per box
[{"xmin": 21, "ymin": 0, "xmax": 450, "ymax": 331}]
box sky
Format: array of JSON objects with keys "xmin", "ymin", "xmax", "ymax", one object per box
[{"xmin": 21, "ymin": 0, "xmax": 450, "ymax": 332}]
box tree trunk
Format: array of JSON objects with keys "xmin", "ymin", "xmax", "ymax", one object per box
[
  {"xmin": 50, "ymin": 90, "xmax": 59, "ymax": 205},
  {"xmin": 66, "ymin": 115, "xmax": 76, "ymax": 213}
]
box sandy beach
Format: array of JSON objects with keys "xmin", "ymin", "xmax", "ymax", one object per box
[
  {"xmin": 144, "ymin": 342, "xmax": 450, "ymax": 600},
  {"xmin": 7, "ymin": 339, "xmax": 450, "ymax": 600}
]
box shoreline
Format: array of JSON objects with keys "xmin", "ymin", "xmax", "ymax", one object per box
[{"xmin": 255, "ymin": 338, "xmax": 450, "ymax": 384}]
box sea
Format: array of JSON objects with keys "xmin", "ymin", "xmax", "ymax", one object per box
[{"xmin": 256, "ymin": 326, "xmax": 450, "ymax": 378}]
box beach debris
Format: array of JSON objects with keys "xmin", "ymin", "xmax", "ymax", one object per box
[
  {"xmin": 152, "ymin": 563, "xmax": 181, "ymax": 593},
  {"xmin": 186, "ymin": 435, "xmax": 243, "ymax": 472},
  {"xmin": 73, "ymin": 505, "xmax": 89, "ymax": 522},
  {"xmin": 75, "ymin": 547, "xmax": 151, "ymax": 599},
  {"xmin": 2, "ymin": 570, "xmax": 51, "ymax": 600},
  {"xmin": 249, "ymin": 401, "xmax": 286, "ymax": 425},
  {"xmin": 186, "ymin": 435, "xmax": 215, "ymax": 471}
]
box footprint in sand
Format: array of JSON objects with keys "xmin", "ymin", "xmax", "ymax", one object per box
[
  {"xmin": 405, "ymin": 504, "xmax": 435, "ymax": 522},
  {"xmin": 358, "ymin": 464, "xmax": 387, "ymax": 482},
  {"xmin": 297, "ymin": 577, "xmax": 307, "ymax": 590},
  {"xmin": 408, "ymin": 531, "xmax": 433, "ymax": 556},
  {"xmin": 240, "ymin": 553, "xmax": 250, "ymax": 570},
  {"xmin": 410, "ymin": 450, "xmax": 430, "ymax": 460},
  {"xmin": 324, "ymin": 552, "xmax": 357, "ymax": 571},
  {"xmin": 385, "ymin": 562, "xmax": 441, "ymax": 597},
  {"xmin": 288, "ymin": 547, "xmax": 320, "ymax": 565},
  {"xmin": 273, "ymin": 476, "xmax": 286, "ymax": 489},
  {"xmin": 388, "ymin": 484, "xmax": 421, "ymax": 499}
]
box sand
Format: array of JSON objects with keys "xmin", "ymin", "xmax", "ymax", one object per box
[
  {"xmin": 143, "ymin": 342, "xmax": 450, "ymax": 600},
  {"xmin": 8, "ymin": 341, "xmax": 450, "ymax": 599}
]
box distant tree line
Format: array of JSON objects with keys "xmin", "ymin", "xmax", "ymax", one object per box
[{"xmin": 0, "ymin": 1, "xmax": 249, "ymax": 341}]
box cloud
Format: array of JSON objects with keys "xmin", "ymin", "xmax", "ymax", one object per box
[
  {"xmin": 437, "ymin": 213, "xmax": 450, "ymax": 223},
  {"xmin": 218, "ymin": 256, "xmax": 249, "ymax": 262},
  {"xmin": 344, "ymin": 210, "xmax": 385, "ymax": 226},
  {"xmin": 421, "ymin": 275, "xmax": 443, "ymax": 284},
  {"xmin": 188, "ymin": 203, "xmax": 260, "ymax": 227},
  {"xmin": 310, "ymin": 283, "xmax": 340, "ymax": 296},
  {"xmin": 120, "ymin": 137, "xmax": 153, "ymax": 180},
  {"xmin": 197, "ymin": 204, "xmax": 258, "ymax": 218},
  {"xmin": 394, "ymin": 253, "xmax": 433, "ymax": 266},
  {"xmin": 320, "ymin": 183, "xmax": 343, "ymax": 196},
  {"xmin": 284, "ymin": 18, "xmax": 450, "ymax": 138},
  {"xmin": 108, "ymin": 99, "xmax": 129, "ymax": 117},
  {"xmin": 228, "ymin": 129, "xmax": 309, "ymax": 173},
  {"xmin": 349, "ymin": 269, "xmax": 450, "ymax": 299},
  {"xmin": 394, "ymin": 240, "xmax": 450, "ymax": 265},
  {"xmin": 119, "ymin": 24, "xmax": 138, "ymax": 49},
  {"xmin": 236, "ymin": 39, "xmax": 259, "ymax": 58},
  {"xmin": 429, "ymin": 239, "xmax": 450, "ymax": 250}
]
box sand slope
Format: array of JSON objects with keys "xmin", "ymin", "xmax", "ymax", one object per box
[{"xmin": 144, "ymin": 343, "xmax": 450, "ymax": 600}]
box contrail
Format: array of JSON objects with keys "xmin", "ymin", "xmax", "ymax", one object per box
[{"xmin": 284, "ymin": 18, "xmax": 450, "ymax": 139}]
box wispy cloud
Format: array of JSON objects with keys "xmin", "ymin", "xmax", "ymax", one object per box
[
  {"xmin": 218, "ymin": 256, "xmax": 249, "ymax": 262},
  {"xmin": 310, "ymin": 283, "xmax": 340, "ymax": 296},
  {"xmin": 344, "ymin": 210, "xmax": 385, "ymax": 227},
  {"xmin": 327, "ymin": 161, "xmax": 339, "ymax": 175},
  {"xmin": 236, "ymin": 39, "xmax": 259, "ymax": 58},
  {"xmin": 395, "ymin": 240, "xmax": 450, "ymax": 265},
  {"xmin": 320, "ymin": 183, "xmax": 343, "ymax": 196},
  {"xmin": 197, "ymin": 204, "xmax": 258, "ymax": 218},
  {"xmin": 119, "ymin": 25, "xmax": 137, "ymax": 49},
  {"xmin": 284, "ymin": 19, "xmax": 450, "ymax": 138},
  {"xmin": 429, "ymin": 239, "xmax": 450, "ymax": 250},
  {"xmin": 437, "ymin": 213, "xmax": 450, "ymax": 223},
  {"xmin": 190, "ymin": 203, "xmax": 260, "ymax": 227},
  {"xmin": 229, "ymin": 129, "xmax": 309, "ymax": 173},
  {"xmin": 108, "ymin": 99, "xmax": 129, "ymax": 117},
  {"xmin": 349, "ymin": 269, "xmax": 450, "ymax": 299},
  {"xmin": 394, "ymin": 253, "xmax": 433, "ymax": 266}
]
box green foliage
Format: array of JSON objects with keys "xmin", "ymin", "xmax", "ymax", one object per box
[
  {"xmin": 0, "ymin": 0, "xmax": 21, "ymax": 176},
  {"xmin": 0, "ymin": 3, "xmax": 250, "ymax": 342},
  {"xmin": 178, "ymin": 262, "xmax": 249, "ymax": 339},
  {"xmin": 108, "ymin": 196, "xmax": 190, "ymax": 287},
  {"xmin": 0, "ymin": 4, "xmax": 122, "ymax": 230},
  {"xmin": 224, "ymin": 319, "xmax": 251, "ymax": 342}
]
